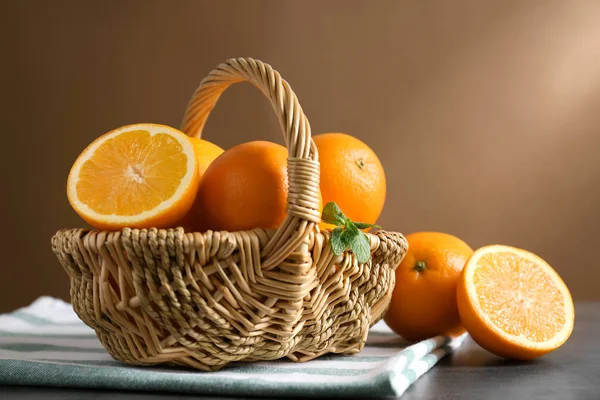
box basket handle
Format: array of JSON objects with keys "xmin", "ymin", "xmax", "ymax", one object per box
[{"xmin": 180, "ymin": 58, "xmax": 320, "ymax": 269}]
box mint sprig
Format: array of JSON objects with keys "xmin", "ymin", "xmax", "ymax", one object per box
[{"xmin": 321, "ymin": 202, "xmax": 380, "ymax": 263}]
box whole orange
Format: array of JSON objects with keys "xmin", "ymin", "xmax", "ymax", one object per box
[
  {"xmin": 313, "ymin": 133, "xmax": 385, "ymax": 227},
  {"xmin": 192, "ymin": 141, "xmax": 289, "ymax": 232},
  {"xmin": 384, "ymin": 232, "xmax": 473, "ymax": 341},
  {"xmin": 188, "ymin": 137, "xmax": 224, "ymax": 176},
  {"xmin": 178, "ymin": 137, "xmax": 223, "ymax": 230}
]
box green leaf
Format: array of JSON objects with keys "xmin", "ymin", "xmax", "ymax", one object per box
[
  {"xmin": 330, "ymin": 227, "xmax": 348, "ymax": 255},
  {"xmin": 340, "ymin": 228, "xmax": 353, "ymax": 250},
  {"xmin": 321, "ymin": 202, "xmax": 347, "ymax": 226},
  {"xmin": 347, "ymin": 224, "xmax": 372, "ymax": 264},
  {"xmin": 354, "ymin": 222, "xmax": 382, "ymax": 230},
  {"xmin": 324, "ymin": 202, "xmax": 378, "ymax": 262}
]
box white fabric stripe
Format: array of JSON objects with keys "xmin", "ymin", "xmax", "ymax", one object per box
[
  {"xmin": 0, "ymin": 337, "xmax": 104, "ymax": 348},
  {"xmin": 407, "ymin": 357, "xmax": 431, "ymax": 378},
  {"xmin": 0, "ymin": 348, "xmax": 388, "ymax": 370},
  {"xmin": 0, "ymin": 316, "xmax": 39, "ymax": 330},
  {"xmin": 0, "ymin": 322, "xmax": 95, "ymax": 335},
  {"xmin": 388, "ymin": 351, "xmax": 448, "ymax": 395},
  {"xmin": 449, "ymin": 333, "xmax": 468, "ymax": 349},
  {"xmin": 0, "ymin": 313, "xmax": 95, "ymax": 335},
  {"xmin": 0, "ymin": 349, "xmax": 114, "ymax": 361},
  {"xmin": 0, "ymin": 358, "xmax": 406, "ymax": 384},
  {"xmin": 390, "ymin": 372, "xmax": 411, "ymax": 396},
  {"xmin": 381, "ymin": 352, "xmax": 410, "ymax": 373},
  {"xmin": 14, "ymin": 297, "xmax": 81, "ymax": 323}
]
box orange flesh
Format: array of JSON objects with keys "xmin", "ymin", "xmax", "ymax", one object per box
[
  {"xmin": 76, "ymin": 130, "xmax": 187, "ymax": 216},
  {"xmin": 473, "ymin": 251, "xmax": 566, "ymax": 342}
]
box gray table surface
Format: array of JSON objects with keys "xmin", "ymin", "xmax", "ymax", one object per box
[{"xmin": 1, "ymin": 302, "xmax": 598, "ymax": 399}]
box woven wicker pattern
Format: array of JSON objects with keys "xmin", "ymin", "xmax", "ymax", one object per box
[{"xmin": 52, "ymin": 58, "xmax": 408, "ymax": 371}]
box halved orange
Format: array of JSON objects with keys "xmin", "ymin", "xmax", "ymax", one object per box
[
  {"xmin": 457, "ymin": 245, "xmax": 574, "ymax": 359},
  {"xmin": 67, "ymin": 123, "xmax": 199, "ymax": 230}
]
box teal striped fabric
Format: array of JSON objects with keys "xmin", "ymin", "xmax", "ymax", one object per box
[{"xmin": 0, "ymin": 297, "xmax": 467, "ymax": 397}]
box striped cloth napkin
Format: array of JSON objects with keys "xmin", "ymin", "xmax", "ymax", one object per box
[{"xmin": 0, "ymin": 297, "xmax": 466, "ymax": 398}]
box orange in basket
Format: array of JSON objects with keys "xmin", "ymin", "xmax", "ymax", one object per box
[
  {"xmin": 314, "ymin": 133, "xmax": 386, "ymax": 228},
  {"xmin": 188, "ymin": 140, "xmax": 289, "ymax": 232}
]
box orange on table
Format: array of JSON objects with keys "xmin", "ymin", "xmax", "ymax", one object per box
[
  {"xmin": 189, "ymin": 140, "xmax": 290, "ymax": 232},
  {"xmin": 457, "ymin": 245, "xmax": 574, "ymax": 359},
  {"xmin": 384, "ymin": 232, "xmax": 473, "ymax": 341},
  {"xmin": 67, "ymin": 123, "xmax": 200, "ymax": 230},
  {"xmin": 313, "ymin": 133, "xmax": 385, "ymax": 229}
]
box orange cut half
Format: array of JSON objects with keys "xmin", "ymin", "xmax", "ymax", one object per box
[
  {"xmin": 457, "ymin": 245, "xmax": 574, "ymax": 359},
  {"xmin": 67, "ymin": 123, "xmax": 199, "ymax": 230}
]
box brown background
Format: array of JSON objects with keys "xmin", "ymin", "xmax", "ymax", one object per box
[{"xmin": 1, "ymin": 0, "xmax": 599, "ymax": 312}]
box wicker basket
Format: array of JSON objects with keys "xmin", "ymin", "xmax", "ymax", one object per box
[{"xmin": 51, "ymin": 57, "xmax": 408, "ymax": 371}]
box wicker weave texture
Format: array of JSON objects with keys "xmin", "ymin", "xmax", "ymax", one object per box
[{"xmin": 51, "ymin": 58, "xmax": 408, "ymax": 370}]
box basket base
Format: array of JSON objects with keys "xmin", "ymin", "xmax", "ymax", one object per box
[{"xmin": 52, "ymin": 227, "xmax": 407, "ymax": 370}]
